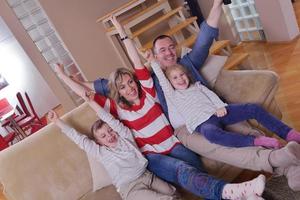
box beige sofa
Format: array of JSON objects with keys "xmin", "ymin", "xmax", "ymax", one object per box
[{"xmin": 0, "ymin": 56, "xmax": 281, "ymax": 200}]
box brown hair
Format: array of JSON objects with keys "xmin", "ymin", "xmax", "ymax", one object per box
[
  {"xmin": 108, "ymin": 67, "xmax": 142, "ymax": 107},
  {"xmin": 90, "ymin": 119, "xmax": 106, "ymax": 143},
  {"xmin": 164, "ymin": 64, "xmax": 194, "ymax": 86}
]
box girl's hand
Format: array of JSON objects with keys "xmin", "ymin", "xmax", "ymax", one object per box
[
  {"xmin": 214, "ymin": 107, "xmax": 227, "ymax": 117},
  {"xmin": 47, "ymin": 110, "xmax": 58, "ymax": 123},
  {"xmin": 139, "ymin": 49, "xmax": 155, "ymax": 63}
]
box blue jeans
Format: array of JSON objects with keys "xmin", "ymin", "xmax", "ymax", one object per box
[
  {"xmin": 195, "ymin": 103, "xmax": 292, "ymax": 147},
  {"xmin": 146, "ymin": 144, "xmax": 226, "ymax": 200}
]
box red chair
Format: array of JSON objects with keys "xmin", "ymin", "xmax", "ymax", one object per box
[
  {"xmin": 1, "ymin": 105, "xmax": 27, "ymax": 131},
  {"xmin": 0, "ymin": 132, "xmax": 15, "ymax": 151},
  {"xmin": 0, "ymin": 98, "xmax": 27, "ymax": 132},
  {"xmin": 0, "ymin": 135, "xmax": 9, "ymax": 151},
  {"xmin": 16, "ymin": 92, "xmax": 43, "ymax": 133}
]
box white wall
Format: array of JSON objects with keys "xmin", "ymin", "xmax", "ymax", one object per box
[{"xmin": 0, "ymin": 17, "xmax": 59, "ymax": 133}]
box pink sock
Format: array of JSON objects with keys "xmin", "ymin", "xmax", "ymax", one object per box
[
  {"xmin": 254, "ymin": 136, "xmax": 281, "ymax": 149},
  {"xmin": 286, "ymin": 129, "xmax": 300, "ymax": 143}
]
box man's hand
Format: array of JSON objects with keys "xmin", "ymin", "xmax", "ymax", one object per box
[
  {"xmin": 47, "ymin": 110, "xmax": 59, "ymax": 123},
  {"xmin": 214, "ymin": 107, "xmax": 227, "ymax": 117}
]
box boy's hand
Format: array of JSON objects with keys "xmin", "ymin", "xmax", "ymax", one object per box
[
  {"xmin": 214, "ymin": 107, "xmax": 227, "ymax": 117},
  {"xmin": 47, "ymin": 110, "xmax": 58, "ymax": 123},
  {"xmin": 54, "ymin": 63, "xmax": 65, "ymax": 75}
]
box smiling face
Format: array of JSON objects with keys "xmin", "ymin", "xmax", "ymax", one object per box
[
  {"xmin": 166, "ymin": 66, "xmax": 190, "ymax": 90},
  {"xmin": 153, "ymin": 36, "xmax": 177, "ymax": 69},
  {"xmin": 93, "ymin": 123, "xmax": 119, "ymax": 148},
  {"xmin": 117, "ymin": 74, "xmax": 139, "ymax": 104}
]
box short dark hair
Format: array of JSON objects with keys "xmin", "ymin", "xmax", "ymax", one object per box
[{"xmin": 152, "ymin": 35, "xmax": 175, "ymax": 53}]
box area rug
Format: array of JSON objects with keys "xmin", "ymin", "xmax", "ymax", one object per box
[{"xmin": 263, "ymin": 176, "xmax": 300, "ymax": 200}]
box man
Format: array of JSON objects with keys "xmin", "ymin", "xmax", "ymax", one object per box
[{"xmin": 78, "ymin": 0, "xmax": 300, "ymax": 190}]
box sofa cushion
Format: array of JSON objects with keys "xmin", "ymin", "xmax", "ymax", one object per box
[
  {"xmin": 62, "ymin": 103, "xmax": 112, "ymax": 191},
  {"xmin": 87, "ymin": 157, "xmax": 112, "ymax": 191},
  {"xmin": 199, "ymin": 55, "xmax": 228, "ymax": 88}
]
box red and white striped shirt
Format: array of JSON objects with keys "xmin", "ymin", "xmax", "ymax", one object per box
[{"xmin": 94, "ymin": 67, "xmax": 179, "ymax": 154}]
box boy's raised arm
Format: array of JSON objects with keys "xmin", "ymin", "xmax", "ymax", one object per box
[{"xmin": 54, "ymin": 63, "xmax": 90, "ymax": 98}]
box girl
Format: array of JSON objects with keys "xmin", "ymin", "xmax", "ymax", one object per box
[
  {"xmin": 54, "ymin": 15, "xmax": 266, "ymax": 200},
  {"xmin": 47, "ymin": 105, "xmax": 179, "ymax": 200},
  {"xmin": 150, "ymin": 60, "xmax": 300, "ymax": 148}
]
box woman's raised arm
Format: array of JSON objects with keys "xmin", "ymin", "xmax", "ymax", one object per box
[{"xmin": 110, "ymin": 16, "xmax": 143, "ymax": 69}]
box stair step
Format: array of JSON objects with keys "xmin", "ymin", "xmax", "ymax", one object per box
[
  {"xmin": 223, "ymin": 53, "xmax": 249, "ymax": 70},
  {"xmin": 209, "ymin": 40, "xmax": 231, "ymax": 55},
  {"xmin": 177, "ymin": 34, "xmax": 197, "ymax": 49},
  {"xmin": 104, "ymin": 0, "xmax": 169, "ymax": 33},
  {"xmin": 132, "ymin": 6, "xmax": 183, "ymax": 38},
  {"xmin": 96, "ymin": 0, "xmax": 144, "ymax": 23},
  {"xmin": 177, "ymin": 35, "xmax": 231, "ymax": 56},
  {"xmin": 141, "ymin": 16, "xmax": 198, "ymax": 51}
]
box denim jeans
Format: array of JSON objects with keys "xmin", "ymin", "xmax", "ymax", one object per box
[
  {"xmin": 195, "ymin": 103, "xmax": 292, "ymax": 147},
  {"xmin": 146, "ymin": 144, "xmax": 226, "ymax": 200}
]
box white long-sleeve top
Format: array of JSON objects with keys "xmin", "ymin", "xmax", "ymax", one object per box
[
  {"xmin": 57, "ymin": 105, "xmax": 148, "ymax": 189},
  {"xmin": 151, "ymin": 61, "xmax": 227, "ymax": 133}
]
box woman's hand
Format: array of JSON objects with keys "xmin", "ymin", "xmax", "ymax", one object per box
[
  {"xmin": 214, "ymin": 107, "xmax": 227, "ymax": 117},
  {"xmin": 83, "ymin": 90, "xmax": 95, "ymax": 102},
  {"xmin": 47, "ymin": 110, "xmax": 59, "ymax": 123},
  {"xmin": 110, "ymin": 15, "xmax": 126, "ymax": 37}
]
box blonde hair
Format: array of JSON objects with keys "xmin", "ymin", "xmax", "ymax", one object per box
[
  {"xmin": 164, "ymin": 64, "xmax": 194, "ymax": 85},
  {"xmin": 108, "ymin": 67, "xmax": 142, "ymax": 107}
]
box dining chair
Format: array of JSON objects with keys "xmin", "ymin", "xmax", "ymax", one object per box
[
  {"xmin": 25, "ymin": 92, "xmax": 42, "ymax": 124},
  {"xmin": 16, "ymin": 92, "xmax": 43, "ymax": 133},
  {"xmin": 0, "ymin": 98, "xmax": 27, "ymax": 132},
  {"xmin": 0, "ymin": 134, "xmax": 9, "ymax": 151},
  {"xmin": 1, "ymin": 105, "xmax": 27, "ymax": 131}
]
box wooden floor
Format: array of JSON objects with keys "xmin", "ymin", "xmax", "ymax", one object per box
[{"xmin": 1, "ymin": 1, "xmax": 300, "ymax": 199}]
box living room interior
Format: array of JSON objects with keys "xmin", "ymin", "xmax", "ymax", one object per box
[{"xmin": 0, "ymin": 0, "xmax": 300, "ymax": 199}]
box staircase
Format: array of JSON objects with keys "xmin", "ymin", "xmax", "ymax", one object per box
[{"xmin": 97, "ymin": 0, "xmax": 248, "ymax": 70}]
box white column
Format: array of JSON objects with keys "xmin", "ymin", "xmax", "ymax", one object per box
[{"xmin": 254, "ymin": 0, "xmax": 299, "ymax": 42}]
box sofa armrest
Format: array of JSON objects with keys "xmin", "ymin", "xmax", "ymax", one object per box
[{"xmin": 214, "ymin": 69, "xmax": 279, "ymax": 105}]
